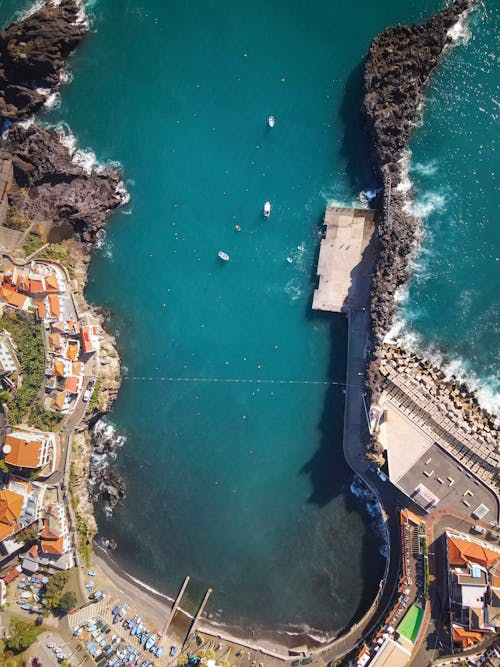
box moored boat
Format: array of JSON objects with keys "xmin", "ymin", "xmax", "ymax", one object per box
[
  {"xmin": 218, "ymin": 251, "xmax": 230, "ymax": 261},
  {"xmin": 263, "ymin": 201, "xmax": 271, "ymax": 218},
  {"xmin": 268, "ymin": 115, "xmax": 275, "ymax": 128}
]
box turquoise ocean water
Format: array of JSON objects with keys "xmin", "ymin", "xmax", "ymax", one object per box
[{"xmin": 1, "ymin": 0, "xmax": 497, "ymax": 637}]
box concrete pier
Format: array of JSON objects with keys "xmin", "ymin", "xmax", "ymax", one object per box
[
  {"xmin": 162, "ymin": 575, "xmax": 190, "ymax": 635},
  {"xmin": 183, "ymin": 587, "xmax": 213, "ymax": 648},
  {"xmin": 312, "ymin": 206, "xmax": 375, "ymax": 313}
]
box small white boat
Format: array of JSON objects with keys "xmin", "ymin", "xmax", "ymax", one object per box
[
  {"xmin": 268, "ymin": 115, "xmax": 275, "ymax": 128},
  {"xmin": 286, "ymin": 257, "xmax": 293, "ymax": 264},
  {"xmin": 218, "ymin": 251, "xmax": 230, "ymax": 261},
  {"xmin": 263, "ymin": 201, "xmax": 271, "ymax": 218}
]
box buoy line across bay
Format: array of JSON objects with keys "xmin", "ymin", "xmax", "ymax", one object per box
[{"xmin": 124, "ymin": 377, "xmax": 362, "ymax": 387}]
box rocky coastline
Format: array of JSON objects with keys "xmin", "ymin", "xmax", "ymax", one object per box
[
  {"xmin": 0, "ymin": 2, "xmax": 127, "ymax": 529},
  {"xmin": 361, "ymin": 0, "xmax": 499, "ymax": 462}
]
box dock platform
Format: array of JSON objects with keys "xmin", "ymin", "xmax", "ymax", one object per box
[{"xmin": 312, "ymin": 207, "xmax": 376, "ymax": 313}]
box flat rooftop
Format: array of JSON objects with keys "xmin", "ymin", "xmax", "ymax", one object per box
[{"xmin": 312, "ymin": 207, "xmax": 376, "ymax": 313}]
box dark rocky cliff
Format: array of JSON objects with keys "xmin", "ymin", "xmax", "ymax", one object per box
[
  {"xmin": 363, "ymin": 0, "xmax": 474, "ymax": 394},
  {"xmin": 0, "ymin": 1, "xmax": 126, "ymax": 243},
  {"xmin": 0, "ymin": 0, "xmax": 86, "ymax": 120}
]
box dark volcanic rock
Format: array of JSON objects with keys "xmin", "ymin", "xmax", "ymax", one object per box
[
  {"xmin": 8, "ymin": 123, "xmax": 125, "ymax": 242},
  {"xmin": 0, "ymin": 0, "xmax": 86, "ymax": 120},
  {"xmin": 363, "ymin": 0, "xmax": 474, "ymax": 399}
]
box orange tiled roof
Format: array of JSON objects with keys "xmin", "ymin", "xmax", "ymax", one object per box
[
  {"xmin": 0, "ymin": 521, "xmax": 15, "ymax": 540},
  {"xmin": 52, "ymin": 391, "xmax": 66, "ymax": 410},
  {"xmin": 48, "ymin": 294, "xmax": 60, "ymax": 318},
  {"xmin": 65, "ymin": 376, "xmax": 79, "ymax": 394},
  {"xmin": 45, "ymin": 273, "xmax": 59, "ymax": 291},
  {"xmin": 40, "ymin": 518, "xmax": 60, "ymax": 540},
  {"xmin": 54, "ymin": 359, "xmax": 65, "ymax": 377},
  {"xmin": 41, "ymin": 535, "xmax": 64, "ymax": 555},
  {"xmin": 0, "ymin": 488, "xmax": 23, "ymax": 525},
  {"xmin": 66, "ymin": 341, "xmax": 79, "ymax": 361},
  {"xmin": 29, "ymin": 279, "xmax": 44, "ymax": 294},
  {"xmin": 51, "ymin": 321, "xmax": 65, "ymax": 334},
  {"xmin": 28, "ymin": 544, "xmax": 39, "ymax": 559},
  {"xmin": 1, "ymin": 286, "xmax": 27, "ymax": 309},
  {"xmin": 452, "ymin": 625, "xmax": 482, "ymax": 649},
  {"xmin": 72, "ymin": 361, "xmax": 83, "ymax": 376},
  {"xmin": 37, "ymin": 301, "xmax": 46, "ymax": 318},
  {"xmin": 401, "ymin": 508, "xmax": 423, "ymax": 526},
  {"xmin": 448, "ymin": 536, "xmax": 500, "ymax": 567},
  {"xmin": 48, "ymin": 332, "xmax": 61, "ymax": 350},
  {"xmin": 4, "ymin": 433, "xmax": 43, "ymax": 469}
]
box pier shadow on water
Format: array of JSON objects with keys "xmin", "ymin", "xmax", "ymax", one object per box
[{"xmin": 339, "ymin": 60, "xmax": 380, "ymax": 192}]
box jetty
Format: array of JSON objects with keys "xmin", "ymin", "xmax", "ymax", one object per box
[
  {"xmin": 162, "ymin": 575, "xmax": 190, "ymax": 635},
  {"xmin": 312, "ymin": 207, "xmax": 375, "ymax": 313},
  {"xmin": 183, "ymin": 587, "xmax": 213, "ymax": 649}
]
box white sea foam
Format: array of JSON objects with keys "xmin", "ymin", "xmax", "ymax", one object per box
[
  {"xmin": 404, "ymin": 191, "xmax": 446, "ymax": 218},
  {"xmin": 447, "ymin": 15, "xmax": 472, "ymax": 45},
  {"xmin": 43, "ymin": 91, "xmax": 61, "ymax": 111},
  {"xmin": 385, "ymin": 320, "xmax": 500, "ymax": 416},
  {"xmin": 92, "ymin": 418, "xmax": 126, "ymax": 449},
  {"xmin": 284, "ymin": 278, "xmax": 302, "ymax": 302},
  {"xmin": 410, "ymin": 160, "xmax": 439, "ymax": 177},
  {"xmin": 54, "ymin": 123, "xmax": 101, "ymax": 174}
]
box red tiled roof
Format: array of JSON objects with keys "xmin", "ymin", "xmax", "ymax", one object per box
[
  {"xmin": 41, "ymin": 535, "xmax": 64, "ymax": 555},
  {"xmin": 448, "ymin": 536, "xmax": 500, "ymax": 567},
  {"xmin": 65, "ymin": 376, "xmax": 79, "ymax": 394},
  {"xmin": 29, "ymin": 279, "xmax": 44, "ymax": 294}
]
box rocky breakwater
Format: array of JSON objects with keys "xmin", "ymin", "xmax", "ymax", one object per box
[
  {"xmin": 363, "ymin": 0, "xmax": 474, "ymax": 353},
  {"xmin": 360, "ymin": 1, "xmax": 493, "ymax": 463}
]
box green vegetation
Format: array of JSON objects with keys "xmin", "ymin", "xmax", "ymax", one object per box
[
  {"xmin": 4, "ymin": 617, "xmax": 43, "ymax": 653},
  {"xmin": 28, "ymin": 402, "xmax": 63, "ymax": 431},
  {"xmin": 20, "ymin": 232, "xmax": 44, "ymax": 257},
  {"xmin": 14, "ymin": 523, "xmax": 39, "ymax": 544},
  {"xmin": 4, "ymin": 208, "xmax": 30, "ymax": 232},
  {"xmin": 35, "ymin": 243, "xmax": 74, "ymax": 278},
  {"xmin": 42, "ymin": 571, "xmax": 70, "ymax": 613},
  {"xmin": 87, "ymin": 378, "xmax": 101, "ymax": 412},
  {"xmin": 59, "ymin": 590, "xmax": 77, "ymax": 614},
  {"xmin": 1, "ymin": 310, "xmax": 45, "ymax": 425},
  {"xmin": 75, "ymin": 512, "xmax": 92, "ymax": 566},
  {"xmin": 0, "ymin": 390, "xmax": 10, "ymax": 403}
]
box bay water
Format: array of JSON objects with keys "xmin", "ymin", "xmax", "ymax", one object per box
[{"xmin": 2, "ymin": 0, "xmax": 496, "ymax": 637}]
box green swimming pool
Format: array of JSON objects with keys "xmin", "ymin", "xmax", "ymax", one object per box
[{"xmin": 398, "ymin": 604, "xmax": 424, "ymax": 643}]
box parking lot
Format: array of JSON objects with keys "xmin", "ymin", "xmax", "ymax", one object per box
[{"xmin": 68, "ymin": 598, "xmax": 171, "ymax": 667}]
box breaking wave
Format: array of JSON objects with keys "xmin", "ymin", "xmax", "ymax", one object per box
[{"xmin": 52, "ymin": 122, "xmax": 130, "ymax": 203}]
